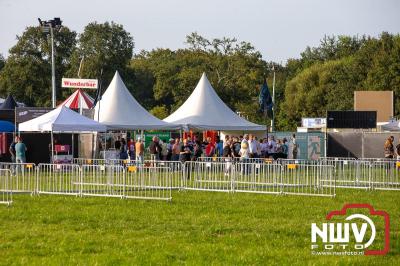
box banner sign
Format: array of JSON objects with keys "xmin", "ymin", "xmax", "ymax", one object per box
[
  {"xmin": 61, "ymin": 78, "xmax": 98, "ymax": 89},
  {"xmin": 16, "ymin": 107, "xmax": 53, "ymax": 123},
  {"xmin": 302, "ymin": 118, "xmax": 326, "ymax": 128}
]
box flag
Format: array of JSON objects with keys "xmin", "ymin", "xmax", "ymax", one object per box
[{"xmin": 258, "ymin": 78, "xmax": 273, "ymax": 116}]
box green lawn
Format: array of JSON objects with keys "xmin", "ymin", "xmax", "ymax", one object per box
[{"xmin": 0, "ymin": 189, "xmax": 399, "ymax": 265}]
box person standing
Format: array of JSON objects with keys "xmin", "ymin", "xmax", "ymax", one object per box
[
  {"xmin": 114, "ymin": 136, "xmax": 121, "ymax": 150},
  {"xmin": 15, "ymin": 137, "xmax": 27, "ymax": 167},
  {"xmin": 384, "ymin": 137, "xmax": 394, "ymax": 159},
  {"xmin": 267, "ymin": 135, "xmax": 277, "ymax": 158},
  {"xmin": 172, "ymin": 138, "xmax": 180, "ymax": 161},
  {"xmin": 232, "ymin": 137, "xmax": 241, "ymax": 158},
  {"xmin": 395, "ymin": 138, "xmax": 400, "ymax": 160},
  {"xmin": 223, "ymin": 140, "xmax": 233, "ymax": 175},
  {"xmin": 216, "ymin": 136, "xmax": 224, "ymax": 157},
  {"xmin": 160, "ymin": 140, "xmax": 168, "ymax": 161},
  {"xmin": 149, "ymin": 136, "xmax": 162, "ymax": 160},
  {"xmin": 292, "ymin": 134, "xmax": 298, "ymax": 159},
  {"xmin": 180, "ymin": 139, "xmax": 192, "ymax": 179},
  {"xmin": 9, "ymin": 136, "xmax": 18, "ymax": 163},
  {"xmin": 167, "ymin": 138, "xmax": 174, "ymax": 161},
  {"xmin": 119, "ymin": 138, "xmax": 128, "ymax": 160},
  {"xmin": 282, "ymin": 138, "xmax": 289, "ymax": 159},
  {"xmin": 205, "ymin": 137, "xmax": 215, "ymax": 158},
  {"xmin": 135, "ymin": 137, "xmax": 145, "ymax": 164},
  {"xmin": 248, "ymin": 134, "xmax": 257, "ymax": 158},
  {"xmin": 127, "ymin": 138, "xmax": 135, "ymax": 161},
  {"xmin": 192, "ymin": 140, "xmax": 203, "ymax": 161},
  {"xmin": 260, "ymin": 138, "xmax": 268, "ymax": 158}
]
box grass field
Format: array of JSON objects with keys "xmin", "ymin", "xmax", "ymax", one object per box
[{"xmin": 1, "ymin": 189, "xmax": 399, "ymax": 265}]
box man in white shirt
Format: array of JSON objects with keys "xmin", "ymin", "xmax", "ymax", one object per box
[
  {"xmin": 248, "ymin": 134, "xmax": 258, "ymax": 158},
  {"xmin": 267, "ymin": 135, "xmax": 277, "ymax": 158}
]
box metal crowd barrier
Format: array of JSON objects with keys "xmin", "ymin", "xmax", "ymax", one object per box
[
  {"xmin": 5, "ymin": 157, "xmax": 400, "ymax": 204},
  {"xmin": 370, "ymin": 161, "xmax": 400, "ymax": 191},
  {"xmin": 281, "ymin": 164, "xmax": 335, "ymax": 197},
  {"xmin": 185, "ymin": 161, "xmax": 335, "ymax": 197},
  {"xmin": 0, "ymin": 162, "xmax": 36, "ymax": 193},
  {"xmin": 321, "ymin": 159, "xmax": 371, "ymax": 189},
  {"xmin": 125, "ymin": 165, "xmax": 172, "ymax": 201},
  {"xmin": 36, "ymin": 164, "xmax": 81, "ymax": 196},
  {"xmin": 186, "ymin": 161, "xmax": 234, "ymax": 192},
  {"xmin": 0, "ymin": 169, "xmax": 12, "ymax": 205},
  {"xmin": 233, "ymin": 162, "xmax": 281, "ymax": 194},
  {"xmin": 80, "ymin": 165, "xmax": 125, "ymax": 198}
]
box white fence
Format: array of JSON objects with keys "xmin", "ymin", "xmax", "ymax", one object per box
[
  {"xmin": 37, "ymin": 164, "xmax": 81, "ymax": 196},
  {"xmin": 4, "ymin": 157, "xmax": 400, "ymax": 206},
  {"xmin": 185, "ymin": 161, "xmax": 335, "ymax": 197},
  {"xmin": 0, "ymin": 162, "xmax": 36, "ymax": 193},
  {"xmin": 80, "ymin": 165, "xmax": 126, "ymax": 198},
  {"xmin": 0, "ymin": 169, "xmax": 12, "ymax": 205}
]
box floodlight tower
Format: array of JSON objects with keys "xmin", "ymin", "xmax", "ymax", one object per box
[{"xmin": 38, "ymin": 17, "xmax": 62, "ymax": 108}]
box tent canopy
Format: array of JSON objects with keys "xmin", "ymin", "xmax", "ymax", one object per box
[
  {"xmin": 0, "ymin": 120, "xmax": 15, "ymax": 132},
  {"xmin": 381, "ymin": 121, "xmax": 400, "ymax": 131},
  {"xmin": 0, "ymin": 95, "xmax": 18, "ymax": 110},
  {"xmin": 60, "ymin": 89, "xmax": 94, "ymax": 109},
  {"xmin": 94, "ymin": 71, "xmax": 179, "ymax": 130},
  {"xmin": 19, "ymin": 106, "xmax": 107, "ymax": 132},
  {"xmin": 164, "ymin": 73, "xmax": 266, "ymax": 131}
]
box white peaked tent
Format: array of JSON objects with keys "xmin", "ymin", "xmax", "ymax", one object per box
[
  {"xmin": 94, "ymin": 71, "xmax": 179, "ymax": 130},
  {"xmin": 164, "ymin": 73, "xmax": 266, "ymax": 131},
  {"xmin": 19, "ymin": 106, "xmax": 106, "ymax": 132},
  {"xmin": 382, "ymin": 121, "xmax": 400, "ymax": 131}
]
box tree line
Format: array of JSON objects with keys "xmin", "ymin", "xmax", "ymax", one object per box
[{"xmin": 0, "ymin": 21, "xmax": 399, "ymax": 131}]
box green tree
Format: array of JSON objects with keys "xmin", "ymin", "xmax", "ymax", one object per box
[
  {"xmin": 277, "ymin": 32, "xmax": 400, "ymax": 131},
  {"xmin": 0, "ymin": 54, "xmax": 5, "ymax": 72},
  {"xmin": 0, "ymin": 26, "xmax": 76, "ymax": 106},
  {"xmin": 67, "ymin": 21, "xmax": 134, "ymax": 96}
]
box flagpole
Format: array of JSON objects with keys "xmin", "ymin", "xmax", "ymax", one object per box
[{"xmin": 271, "ymin": 66, "xmax": 275, "ymax": 132}]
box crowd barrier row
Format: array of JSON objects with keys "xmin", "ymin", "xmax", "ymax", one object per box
[{"xmin": 2, "ymin": 157, "xmax": 400, "ymax": 205}]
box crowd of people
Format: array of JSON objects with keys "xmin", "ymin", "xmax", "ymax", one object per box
[{"xmin": 113, "ymin": 133, "xmax": 299, "ymax": 162}]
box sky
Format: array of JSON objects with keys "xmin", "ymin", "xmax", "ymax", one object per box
[{"xmin": 0, "ymin": 0, "xmax": 399, "ymax": 63}]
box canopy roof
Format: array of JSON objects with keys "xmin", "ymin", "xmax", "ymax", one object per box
[
  {"xmin": 381, "ymin": 121, "xmax": 400, "ymax": 131},
  {"xmin": 0, "ymin": 120, "xmax": 15, "ymax": 132},
  {"xmin": 164, "ymin": 73, "xmax": 266, "ymax": 131},
  {"xmin": 19, "ymin": 106, "xmax": 106, "ymax": 132},
  {"xmin": 94, "ymin": 71, "xmax": 179, "ymax": 130},
  {"xmin": 60, "ymin": 89, "xmax": 94, "ymax": 109},
  {"xmin": 0, "ymin": 95, "xmax": 18, "ymax": 110}
]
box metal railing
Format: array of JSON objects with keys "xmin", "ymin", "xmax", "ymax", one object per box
[
  {"xmin": 233, "ymin": 162, "xmax": 282, "ymax": 194},
  {"xmin": 36, "ymin": 164, "xmax": 80, "ymax": 196},
  {"xmin": 80, "ymin": 164, "xmax": 125, "ymax": 198},
  {"xmin": 0, "ymin": 169, "xmax": 12, "ymax": 206},
  {"xmin": 4, "ymin": 156, "xmax": 400, "ymax": 205},
  {"xmin": 125, "ymin": 165, "xmax": 172, "ymax": 201},
  {"xmin": 281, "ymin": 164, "xmax": 335, "ymax": 197},
  {"xmin": 0, "ymin": 162, "xmax": 36, "ymax": 193}
]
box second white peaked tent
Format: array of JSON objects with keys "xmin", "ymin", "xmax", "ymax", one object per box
[
  {"xmin": 164, "ymin": 73, "xmax": 266, "ymax": 131},
  {"xmin": 94, "ymin": 71, "xmax": 178, "ymax": 130}
]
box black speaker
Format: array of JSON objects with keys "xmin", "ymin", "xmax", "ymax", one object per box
[{"xmin": 327, "ymin": 111, "xmax": 376, "ymax": 129}]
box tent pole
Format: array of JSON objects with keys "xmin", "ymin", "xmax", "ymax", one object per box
[
  {"xmin": 51, "ymin": 131, "xmax": 54, "ymax": 163},
  {"xmin": 103, "ymin": 132, "xmax": 107, "ymax": 160},
  {"xmin": 72, "ymin": 133, "xmax": 74, "ymax": 159}
]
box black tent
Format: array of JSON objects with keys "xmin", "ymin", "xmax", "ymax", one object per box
[{"xmin": 0, "ymin": 95, "xmax": 18, "ymax": 110}]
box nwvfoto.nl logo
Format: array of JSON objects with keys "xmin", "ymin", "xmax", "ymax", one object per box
[{"xmin": 311, "ymin": 204, "xmax": 390, "ymax": 256}]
